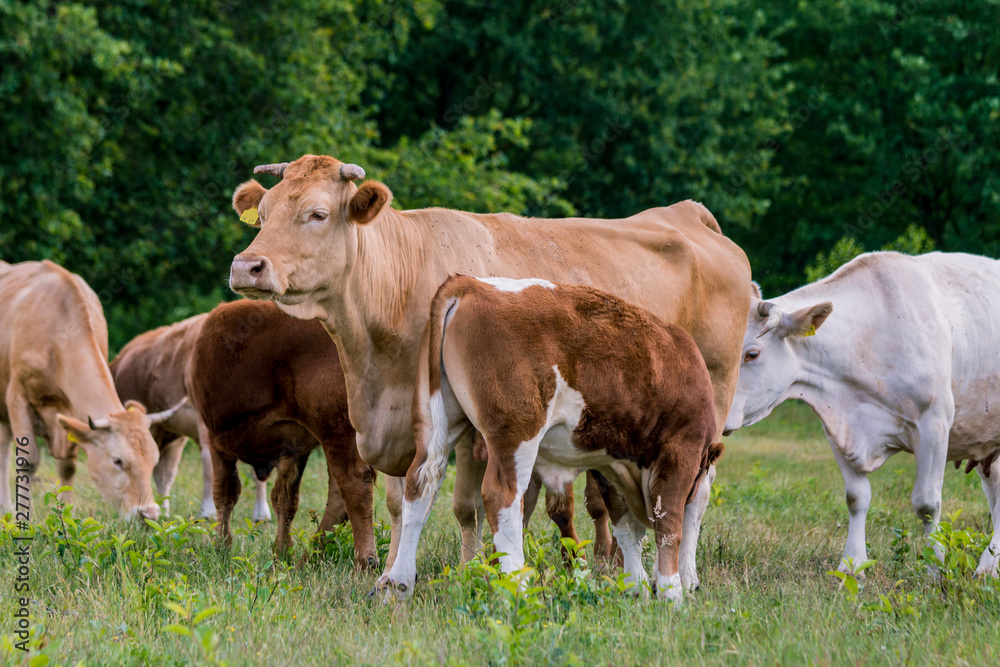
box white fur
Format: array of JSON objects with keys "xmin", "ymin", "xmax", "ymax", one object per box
[
  {"xmin": 726, "ymin": 251, "xmax": 1000, "ymax": 577},
  {"xmin": 612, "ymin": 515, "xmax": 649, "ymax": 597},
  {"xmin": 656, "ymin": 572, "xmax": 683, "ymax": 604},
  {"xmin": 476, "ymin": 276, "xmax": 556, "ymax": 293},
  {"xmin": 252, "ymin": 478, "xmax": 271, "ymax": 522}
]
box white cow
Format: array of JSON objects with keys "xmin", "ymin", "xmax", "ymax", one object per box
[{"xmin": 725, "ymin": 251, "xmax": 1000, "ymax": 577}]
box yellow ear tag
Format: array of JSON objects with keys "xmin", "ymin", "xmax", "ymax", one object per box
[
  {"xmin": 240, "ymin": 207, "xmax": 259, "ymax": 225},
  {"xmin": 803, "ymin": 324, "xmax": 817, "ymax": 337},
  {"xmin": 67, "ymin": 432, "xmax": 79, "ymax": 444},
  {"xmin": 127, "ymin": 405, "xmax": 135, "ymax": 412}
]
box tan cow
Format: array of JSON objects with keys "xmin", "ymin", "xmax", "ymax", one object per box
[
  {"xmin": 228, "ymin": 155, "xmax": 751, "ymax": 591},
  {"xmin": 0, "ymin": 260, "xmax": 182, "ymax": 519},
  {"xmin": 380, "ymin": 276, "xmax": 724, "ymax": 602},
  {"xmin": 110, "ymin": 314, "xmax": 271, "ymax": 520}
]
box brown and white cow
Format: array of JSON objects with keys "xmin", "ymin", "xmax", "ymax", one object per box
[
  {"xmin": 111, "ymin": 313, "xmax": 270, "ymax": 520},
  {"xmin": 378, "ymin": 276, "xmax": 723, "ymax": 602},
  {"xmin": 0, "ymin": 260, "xmax": 182, "ymax": 519},
  {"xmin": 227, "ymin": 155, "xmax": 751, "ymax": 590},
  {"xmin": 189, "ymin": 300, "xmax": 377, "ymax": 565}
]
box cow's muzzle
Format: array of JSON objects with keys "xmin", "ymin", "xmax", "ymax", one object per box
[{"xmin": 230, "ymin": 253, "xmax": 280, "ymax": 297}]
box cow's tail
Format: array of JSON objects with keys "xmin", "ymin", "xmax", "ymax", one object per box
[
  {"xmin": 686, "ymin": 441, "xmax": 725, "ymax": 506},
  {"xmin": 410, "ymin": 276, "xmax": 467, "ymax": 497}
]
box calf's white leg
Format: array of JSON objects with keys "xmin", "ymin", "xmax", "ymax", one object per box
[
  {"xmin": 830, "ymin": 446, "xmax": 872, "ymax": 572},
  {"xmin": 975, "ymin": 458, "xmax": 1000, "ymax": 578},
  {"xmin": 612, "ymin": 513, "xmax": 650, "ymax": 597},
  {"xmin": 483, "ymin": 432, "xmax": 542, "ymax": 576},
  {"xmin": 678, "ymin": 463, "xmax": 713, "ymax": 590},
  {"xmin": 378, "ymin": 391, "xmax": 459, "ymax": 600}
]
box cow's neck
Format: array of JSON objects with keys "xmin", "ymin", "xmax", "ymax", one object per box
[
  {"xmin": 321, "ymin": 209, "xmax": 432, "ymax": 459},
  {"xmin": 59, "ymin": 337, "xmax": 124, "ymax": 421}
]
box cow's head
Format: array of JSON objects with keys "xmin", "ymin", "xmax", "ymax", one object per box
[
  {"xmin": 724, "ymin": 282, "xmax": 833, "ymax": 434},
  {"xmin": 56, "ymin": 399, "xmax": 185, "ymax": 520},
  {"xmin": 229, "ymin": 155, "xmax": 392, "ymax": 319}
]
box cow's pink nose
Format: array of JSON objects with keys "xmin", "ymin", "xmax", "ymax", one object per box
[
  {"xmin": 139, "ymin": 504, "xmax": 160, "ymax": 522},
  {"xmin": 230, "ymin": 254, "xmax": 272, "ymax": 290}
]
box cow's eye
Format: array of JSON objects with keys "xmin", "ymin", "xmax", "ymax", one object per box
[
  {"xmin": 112, "ymin": 457, "xmax": 124, "ymax": 468},
  {"xmin": 310, "ymin": 210, "xmax": 328, "ymax": 221},
  {"xmin": 744, "ymin": 348, "xmax": 760, "ymax": 363}
]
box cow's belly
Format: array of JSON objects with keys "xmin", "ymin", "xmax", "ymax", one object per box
[
  {"xmin": 535, "ymin": 424, "xmax": 648, "ymax": 525},
  {"xmin": 949, "ymin": 393, "xmax": 1000, "ymax": 461}
]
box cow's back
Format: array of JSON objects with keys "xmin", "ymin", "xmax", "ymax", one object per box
[
  {"xmin": 0, "ymin": 261, "xmax": 109, "ymax": 403},
  {"xmin": 111, "ymin": 314, "xmax": 208, "ymax": 410}
]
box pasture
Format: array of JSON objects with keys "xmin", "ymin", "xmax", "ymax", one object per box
[{"xmin": 3, "ymin": 402, "xmax": 998, "ymax": 666}]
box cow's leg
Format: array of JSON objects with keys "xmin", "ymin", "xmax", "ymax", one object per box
[
  {"xmin": 36, "ymin": 405, "xmax": 76, "ymax": 503},
  {"xmin": 196, "ymin": 421, "xmax": 218, "ymax": 519},
  {"xmin": 830, "ymin": 446, "xmax": 872, "ymax": 572},
  {"xmin": 211, "ymin": 448, "xmax": 240, "ymax": 547},
  {"xmin": 546, "ymin": 481, "xmax": 581, "ymax": 565},
  {"xmin": 382, "ymin": 475, "xmax": 404, "ymax": 574},
  {"xmin": 482, "ymin": 433, "xmax": 542, "ymax": 576},
  {"xmin": 252, "ymin": 472, "xmax": 271, "ymax": 523},
  {"xmin": 0, "ymin": 421, "xmax": 13, "ymax": 515},
  {"xmin": 453, "ymin": 429, "xmax": 486, "ymax": 563},
  {"xmin": 153, "ymin": 436, "xmax": 187, "ymax": 517},
  {"xmin": 975, "ymin": 458, "xmax": 1000, "ymax": 578},
  {"xmin": 602, "ymin": 480, "xmax": 649, "ymax": 598},
  {"xmin": 3, "ymin": 388, "xmax": 40, "ymax": 514},
  {"xmin": 650, "ymin": 454, "xmax": 704, "ymax": 606},
  {"xmin": 522, "ymin": 471, "xmax": 542, "ymax": 529},
  {"xmin": 585, "ymin": 471, "xmax": 615, "ymax": 569},
  {"xmin": 271, "ymin": 454, "xmax": 309, "ymax": 557},
  {"xmin": 678, "ymin": 462, "xmax": 713, "ymax": 592},
  {"xmin": 323, "ymin": 441, "xmax": 378, "ymax": 569},
  {"xmin": 911, "ymin": 417, "xmax": 950, "ymax": 570}
]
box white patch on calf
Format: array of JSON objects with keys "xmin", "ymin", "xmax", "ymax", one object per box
[
  {"xmin": 476, "ymin": 276, "xmax": 556, "ymax": 293},
  {"xmin": 416, "ymin": 390, "xmax": 451, "ymax": 492}
]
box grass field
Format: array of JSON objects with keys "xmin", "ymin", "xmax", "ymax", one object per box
[{"xmin": 3, "ymin": 401, "xmax": 999, "ymax": 666}]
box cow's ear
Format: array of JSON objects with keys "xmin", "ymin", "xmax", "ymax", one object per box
[
  {"xmin": 750, "ymin": 281, "xmax": 762, "ymax": 300},
  {"xmin": 347, "ymin": 180, "xmax": 392, "ymax": 225},
  {"xmin": 232, "ymin": 180, "xmax": 267, "ymax": 221},
  {"xmin": 57, "ymin": 414, "xmax": 96, "ymax": 448},
  {"xmin": 784, "ymin": 302, "xmax": 833, "ymax": 337}
]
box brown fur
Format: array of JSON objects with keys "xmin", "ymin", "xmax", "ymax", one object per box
[
  {"xmin": 188, "ymin": 300, "xmax": 377, "ymax": 567},
  {"xmin": 348, "ymin": 181, "xmax": 393, "ymax": 224},
  {"xmin": 228, "ymin": 153, "xmax": 752, "ymax": 569},
  {"xmin": 409, "ymin": 276, "xmax": 722, "ymax": 588}
]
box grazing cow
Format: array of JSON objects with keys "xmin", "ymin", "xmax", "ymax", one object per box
[
  {"xmin": 0, "ymin": 260, "xmax": 182, "ymax": 519},
  {"xmin": 227, "ymin": 154, "xmax": 751, "ymax": 590},
  {"xmin": 725, "ymin": 252, "xmax": 1000, "ymax": 578},
  {"xmin": 110, "ymin": 313, "xmax": 271, "ymax": 520},
  {"xmin": 378, "ymin": 277, "xmax": 723, "ymax": 602},
  {"xmin": 189, "ymin": 300, "xmax": 376, "ymax": 566}
]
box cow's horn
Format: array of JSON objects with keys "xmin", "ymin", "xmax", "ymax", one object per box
[
  {"xmin": 146, "ymin": 397, "xmax": 188, "ymax": 425},
  {"xmin": 756, "ymin": 301, "xmax": 783, "ymax": 339},
  {"xmin": 253, "ymin": 162, "xmax": 290, "ymax": 177},
  {"xmin": 340, "ymin": 163, "xmax": 366, "ymax": 181},
  {"xmin": 88, "ymin": 415, "xmax": 111, "ymax": 430}
]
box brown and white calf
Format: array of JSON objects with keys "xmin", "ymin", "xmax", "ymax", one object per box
[
  {"xmin": 189, "ymin": 300, "xmax": 377, "ymax": 566},
  {"xmin": 378, "ymin": 277, "xmax": 723, "ymax": 603},
  {"xmin": 111, "ymin": 313, "xmax": 270, "ymax": 520}
]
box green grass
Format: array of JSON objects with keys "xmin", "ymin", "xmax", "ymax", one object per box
[{"xmin": 3, "ymin": 401, "xmax": 999, "ymax": 666}]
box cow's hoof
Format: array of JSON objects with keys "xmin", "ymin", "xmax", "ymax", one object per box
[
  {"xmin": 252, "ymin": 509, "xmax": 272, "ymax": 523},
  {"xmin": 356, "ymin": 556, "xmax": 380, "ymax": 572}
]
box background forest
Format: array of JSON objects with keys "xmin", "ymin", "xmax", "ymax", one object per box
[{"xmin": 2, "ymin": 0, "xmax": 997, "ymax": 349}]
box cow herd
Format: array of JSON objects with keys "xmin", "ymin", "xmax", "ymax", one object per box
[{"xmin": 2, "ymin": 153, "xmax": 998, "ymax": 607}]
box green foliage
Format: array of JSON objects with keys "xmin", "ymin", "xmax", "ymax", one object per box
[{"xmin": 804, "ymin": 224, "xmax": 936, "ymax": 282}]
